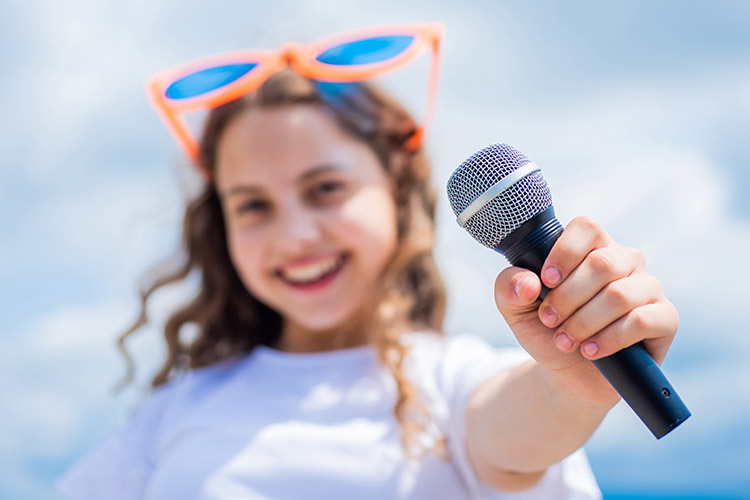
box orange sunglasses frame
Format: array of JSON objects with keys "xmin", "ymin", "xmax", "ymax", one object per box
[{"xmin": 146, "ymin": 22, "xmax": 444, "ymax": 180}]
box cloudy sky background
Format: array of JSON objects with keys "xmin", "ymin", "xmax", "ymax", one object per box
[{"xmin": 2, "ymin": 1, "xmax": 749, "ymax": 498}]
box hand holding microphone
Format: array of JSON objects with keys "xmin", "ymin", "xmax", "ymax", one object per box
[{"xmin": 447, "ymin": 144, "xmax": 690, "ymax": 438}]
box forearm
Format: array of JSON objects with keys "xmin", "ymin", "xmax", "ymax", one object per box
[{"xmin": 466, "ymin": 359, "xmax": 614, "ymax": 479}]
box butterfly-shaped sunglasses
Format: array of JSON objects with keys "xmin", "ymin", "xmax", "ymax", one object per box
[{"xmin": 147, "ymin": 22, "xmax": 444, "ymax": 179}]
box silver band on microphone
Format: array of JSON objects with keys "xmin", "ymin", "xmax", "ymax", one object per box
[{"xmin": 456, "ymin": 162, "xmax": 541, "ymax": 227}]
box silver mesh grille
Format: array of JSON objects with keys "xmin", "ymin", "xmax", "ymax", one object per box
[{"xmin": 446, "ymin": 143, "xmax": 553, "ymax": 248}]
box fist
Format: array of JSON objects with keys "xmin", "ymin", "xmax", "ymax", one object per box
[{"xmin": 494, "ymin": 216, "xmax": 679, "ymax": 405}]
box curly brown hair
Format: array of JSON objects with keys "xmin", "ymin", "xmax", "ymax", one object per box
[{"xmin": 118, "ymin": 69, "xmax": 447, "ymax": 456}]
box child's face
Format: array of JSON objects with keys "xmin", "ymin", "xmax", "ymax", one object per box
[{"xmin": 215, "ymin": 104, "xmax": 398, "ymax": 344}]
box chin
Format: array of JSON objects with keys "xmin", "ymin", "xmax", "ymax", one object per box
[
  {"xmin": 290, "ymin": 315, "xmax": 351, "ymax": 333},
  {"xmin": 285, "ymin": 307, "xmax": 369, "ymax": 335}
]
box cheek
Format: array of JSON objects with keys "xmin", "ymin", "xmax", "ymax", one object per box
[
  {"xmin": 338, "ymin": 187, "xmax": 398, "ymax": 265},
  {"xmin": 226, "ymin": 228, "xmax": 267, "ymax": 293}
]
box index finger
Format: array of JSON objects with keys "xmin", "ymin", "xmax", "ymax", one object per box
[{"xmin": 541, "ymin": 216, "xmax": 611, "ymax": 288}]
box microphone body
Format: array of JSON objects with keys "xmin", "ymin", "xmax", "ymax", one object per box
[{"xmin": 447, "ymin": 144, "xmax": 690, "ymax": 439}]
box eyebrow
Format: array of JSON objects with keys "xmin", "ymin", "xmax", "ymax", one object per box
[
  {"xmin": 300, "ymin": 164, "xmax": 345, "ymax": 182},
  {"xmin": 221, "ymin": 185, "xmax": 263, "ymax": 198},
  {"xmin": 220, "ymin": 164, "xmax": 345, "ymax": 198}
]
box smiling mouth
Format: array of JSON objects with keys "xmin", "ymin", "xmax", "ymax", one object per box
[{"xmin": 277, "ymin": 254, "xmax": 347, "ymax": 286}]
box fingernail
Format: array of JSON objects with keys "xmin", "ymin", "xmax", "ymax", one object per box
[
  {"xmin": 514, "ymin": 277, "xmax": 526, "ymax": 297},
  {"xmin": 543, "ymin": 266, "xmax": 562, "ymax": 286},
  {"xmin": 582, "ymin": 342, "xmax": 599, "ymax": 357},
  {"xmin": 542, "ymin": 305, "xmax": 558, "ymax": 326},
  {"xmin": 555, "ymin": 332, "xmax": 574, "ymax": 351}
]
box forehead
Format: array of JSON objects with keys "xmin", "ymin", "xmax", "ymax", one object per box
[{"xmin": 214, "ymin": 104, "xmax": 382, "ymax": 190}]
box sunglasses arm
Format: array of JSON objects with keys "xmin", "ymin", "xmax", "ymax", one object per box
[
  {"xmin": 148, "ymin": 81, "xmax": 212, "ymax": 180},
  {"xmin": 406, "ymin": 31, "xmax": 443, "ymax": 151}
]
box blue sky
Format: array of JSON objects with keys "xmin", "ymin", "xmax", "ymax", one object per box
[{"xmin": 2, "ymin": 1, "xmax": 749, "ymax": 499}]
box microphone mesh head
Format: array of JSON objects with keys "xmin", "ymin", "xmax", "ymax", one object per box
[{"xmin": 446, "ymin": 143, "xmax": 553, "ymax": 248}]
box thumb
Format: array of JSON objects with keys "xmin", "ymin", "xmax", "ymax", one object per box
[{"xmin": 494, "ymin": 267, "xmax": 542, "ymax": 324}]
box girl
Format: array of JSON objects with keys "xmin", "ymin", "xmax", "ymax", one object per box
[{"xmin": 59, "ymin": 24, "xmax": 678, "ymax": 499}]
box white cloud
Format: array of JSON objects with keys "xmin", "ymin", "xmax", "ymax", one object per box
[{"xmin": 0, "ymin": 276, "xmax": 198, "ymax": 469}]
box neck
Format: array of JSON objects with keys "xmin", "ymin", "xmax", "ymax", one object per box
[
  {"xmin": 274, "ymin": 321, "xmax": 373, "ymax": 353},
  {"xmin": 275, "ymin": 299, "xmax": 383, "ymax": 353},
  {"xmin": 274, "ymin": 302, "xmax": 412, "ymax": 354}
]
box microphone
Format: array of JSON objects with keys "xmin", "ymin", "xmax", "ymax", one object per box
[{"xmin": 446, "ymin": 143, "xmax": 690, "ymax": 439}]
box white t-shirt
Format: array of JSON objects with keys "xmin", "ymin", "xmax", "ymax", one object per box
[{"xmin": 58, "ymin": 333, "xmax": 601, "ymax": 499}]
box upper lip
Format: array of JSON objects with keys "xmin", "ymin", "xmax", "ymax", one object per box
[
  {"xmin": 275, "ymin": 252, "xmax": 346, "ymax": 281},
  {"xmin": 277, "ymin": 252, "xmax": 344, "ymax": 271}
]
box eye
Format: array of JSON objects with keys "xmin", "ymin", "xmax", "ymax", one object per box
[
  {"xmin": 237, "ymin": 198, "xmax": 269, "ymax": 214},
  {"xmin": 312, "ymin": 180, "xmax": 344, "ymax": 198}
]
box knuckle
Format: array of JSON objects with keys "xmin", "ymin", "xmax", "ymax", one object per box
[
  {"xmin": 626, "ymin": 246, "xmax": 646, "ymax": 268},
  {"xmin": 546, "ymin": 290, "xmax": 573, "ymax": 319},
  {"xmin": 571, "ymin": 215, "xmax": 601, "ymax": 233},
  {"xmin": 552, "ymin": 238, "xmax": 576, "ymax": 261},
  {"xmin": 562, "ymin": 323, "xmax": 585, "ymax": 343},
  {"xmin": 559, "ymin": 315, "xmax": 590, "ymax": 343},
  {"xmin": 669, "ymin": 302, "xmax": 680, "ymax": 332},
  {"xmin": 602, "ymin": 325, "xmax": 625, "ymax": 353},
  {"xmin": 658, "ymin": 300, "xmax": 680, "ymax": 337},
  {"xmin": 646, "ymin": 273, "xmax": 665, "ymax": 297},
  {"xmin": 628, "ymin": 307, "xmax": 650, "ymax": 331},
  {"xmin": 605, "ymin": 280, "xmax": 631, "ymax": 308},
  {"xmin": 589, "ymin": 248, "xmax": 615, "ymax": 274}
]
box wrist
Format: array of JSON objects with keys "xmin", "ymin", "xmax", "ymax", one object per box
[{"xmin": 538, "ymin": 362, "xmax": 619, "ymax": 418}]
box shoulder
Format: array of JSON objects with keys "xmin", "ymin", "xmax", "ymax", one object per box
[
  {"xmin": 404, "ymin": 331, "xmax": 529, "ymax": 382},
  {"xmin": 123, "ymin": 353, "xmax": 254, "ymax": 448},
  {"xmin": 156, "ymin": 354, "xmax": 250, "ymax": 411},
  {"xmin": 402, "ymin": 331, "xmax": 530, "ymax": 413},
  {"xmin": 130, "ymin": 353, "xmax": 250, "ymax": 428}
]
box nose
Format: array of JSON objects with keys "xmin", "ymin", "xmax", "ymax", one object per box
[{"xmin": 272, "ymin": 201, "xmax": 322, "ymax": 255}]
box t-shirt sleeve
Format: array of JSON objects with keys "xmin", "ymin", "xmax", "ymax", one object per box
[
  {"xmin": 57, "ymin": 385, "xmax": 173, "ymax": 500},
  {"xmin": 435, "ymin": 334, "xmax": 602, "ymax": 500}
]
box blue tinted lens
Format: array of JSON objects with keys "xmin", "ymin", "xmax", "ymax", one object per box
[
  {"xmin": 165, "ymin": 63, "xmax": 258, "ymax": 99},
  {"xmin": 316, "ymin": 35, "xmax": 415, "ymax": 66},
  {"xmin": 315, "ymin": 81, "xmax": 359, "ymax": 105}
]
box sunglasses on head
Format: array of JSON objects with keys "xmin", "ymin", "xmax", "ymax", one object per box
[{"xmin": 147, "ymin": 22, "xmax": 445, "ymax": 180}]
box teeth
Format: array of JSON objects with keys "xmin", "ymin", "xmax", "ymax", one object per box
[{"xmin": 281, "ymin": 256, "xmax": 342, "ymax": 284}]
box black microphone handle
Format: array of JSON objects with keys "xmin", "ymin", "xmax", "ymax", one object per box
[{"xmin": 494, "ymin": 206, "xmax": 691, "ymax": 439}]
